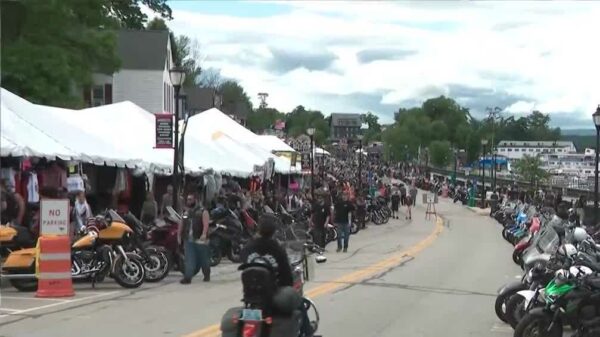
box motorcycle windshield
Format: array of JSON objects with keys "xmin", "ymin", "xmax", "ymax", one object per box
[
  {"xmin": 536, "ymin": 227, "xmax": 560, "ymax": 254},
  {"xmin": 108, "ymin": 210, "xmax": 126, "ymax": 224}
]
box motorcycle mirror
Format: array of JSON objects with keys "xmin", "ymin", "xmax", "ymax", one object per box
[{"xmin": 315, "ymin": 255, "xmax": 327, "ymax": 264}]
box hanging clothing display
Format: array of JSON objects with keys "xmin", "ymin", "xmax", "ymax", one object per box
[
  {"xmin": 26, "ymin": 173, "xmax": 40, "ymax": 203},
  {"xmin": 1, "ymin": 167, "xmax": 16, "ymax": 192},
  {"xmin": 40, "ymin": 163, "xmax": 67, "ymax": 189},
  {"xmin": 114, "ymin": 168, "xmax": 128, "ymax": 193}
]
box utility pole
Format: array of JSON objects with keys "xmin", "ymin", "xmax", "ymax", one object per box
[
  {"xmin": 258, "ymin": 92, "xmax": 269, "ymax": 109},
  {"xmin": 486, "ymin": 106, "xmax": 502, "ymax": 191}
]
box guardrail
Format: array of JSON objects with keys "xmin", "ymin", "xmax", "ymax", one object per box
[{"xmin": 427, "ymin": 166, "xmax": 597, "ymax": 200}]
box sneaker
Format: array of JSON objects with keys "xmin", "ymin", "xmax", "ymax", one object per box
[
  {"xmin": 343, "ymin": 247, "xmax": 348, "ymax": 253},
  {"xmin": 180, "ymin": 278, "xmax": 191, "ymax": 284},
  {"xmin": 203, "ymin": 276, "xmax": 210, "ymax": 282},
  {"xmin": 336, "ymin": 247, "xmax": 342, "ymax": 253}
]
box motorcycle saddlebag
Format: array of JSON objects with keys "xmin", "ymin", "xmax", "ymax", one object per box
[{"xmin": 221, "ymin": 307, "xmax": 302, "ymax": 337}]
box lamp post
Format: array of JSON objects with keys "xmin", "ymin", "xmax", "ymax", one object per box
[
  {"xmin": 307, "ymin": 127, "xmax": 316, "ymax": 200},
  {"xmin": 492, "ymin": 148, "xmax": 497, "ymax": 191},
  {"xmin": 169, "ymin": 66, "xmax": 186, "ymax": 211},
  {"xmin": 593, "ymin": 106, "xmax": 600, "ymax": 226},
  {"xmin": 453, "ymin": 149, "xmax": 458, "ymax": 186},
  {"xmin": 481, "ymin": 139, "xmax": 488, "ymax": 206},
  {"xmin": 358, "ymin": 135, "xmax": 363, "ymax": 196}
]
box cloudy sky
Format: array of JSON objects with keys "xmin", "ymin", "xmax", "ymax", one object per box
[{"xmin": 163, "ymin": 1, "xmax": 600, "ymax": 128}]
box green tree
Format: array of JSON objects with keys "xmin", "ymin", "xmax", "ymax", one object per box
[
  {"xmin": 1, "ymin": 0, "xmax": 121, "ymax": 107},
  {"xmin": 363, "ymin": 112, "xmax": 382, "ymax": 143},
  {"xmin": 1, "ymin": 0, "xmax": 171, "ymax": 107},
  {"xmin": 429, "ymin": 140, "xmax": 452, "ymax": 167},
  {"xmin": 285, "ymin": 106, "xmax": 329, "ymax": 144},
  {"xmin": 513, "ymin": 154, "xmax": 549, "ymax": 186},
  {"xmin": 108, "ymin": 0, "xmax": 172, "ymax": 29},
  {"xmin": 247, "ymin": 107, "xmax": 284, "ymax": 133},
  {"xmin": 219, "ymin": 80, "xmax": 253, "ymax": 116},
  {"xmin": 172, "ymin": 35, "xmax": 202, "ymax": 87},
  {"xmin": 146, "ymin": 17, "xmax": 168, "ymax": 30}
]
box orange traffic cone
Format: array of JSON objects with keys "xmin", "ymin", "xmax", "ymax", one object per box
[{"xmin": 36, "ymin": 236, "xmax": 74, "ymax": 297}]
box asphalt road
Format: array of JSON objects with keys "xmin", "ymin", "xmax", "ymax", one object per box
[{"xmin": 0, "ymin": 198, "xmax": 520, "ymax": 337}]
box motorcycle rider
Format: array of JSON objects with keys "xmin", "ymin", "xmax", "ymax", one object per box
[{"xmin": 240, "ymin": 213, "xmax": 293, "ymax": 287}]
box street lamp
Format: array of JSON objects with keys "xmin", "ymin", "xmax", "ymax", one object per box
[
  {"xmin": 492, "ymin": 147, "xmax": 497, "ymax": 191},
  {"xmin": 169, "ymin": 66, "xmax": 186, "ymax": 211},
  {"xmin": 453, "ymin": 149, "xmax": 458, "ymax": 186},
  {"xmin": 481, "ymin": 139, "xmax": 488, "ymax": 207},
  {"xmin": 357, "ymin": 135, "xmax": 363, "ymax": 197},
  {"xmin": 307, "ymin": 127, "xmax": 316, "ymax": 200},
  {"xmin": 593, "ymin": 106, "xmax": 600, "ymax": 226}
]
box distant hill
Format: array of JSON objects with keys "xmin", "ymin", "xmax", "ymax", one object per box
[{"xmin": 561, "ymin": 128, "xmax": 596, "ymax": 136}]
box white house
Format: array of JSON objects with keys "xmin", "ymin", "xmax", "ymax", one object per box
[
  {"xmin": 83, "ymin": 30, "xmax": 176, "ymax": 115},
  {"xmin": 497, "ymin": 140, "xmax": 576, "ymax": 160}
]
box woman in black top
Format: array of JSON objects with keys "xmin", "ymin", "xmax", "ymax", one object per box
[{"xmin": 391, "ymin": 191, "xmax": 400, "ymax": 219}]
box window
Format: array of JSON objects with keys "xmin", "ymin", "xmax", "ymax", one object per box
[
  {"xmin": 536, "ymin": 149, "xmax": 541, "ymax": 152},
  {"xmin": 507, "ymin": 148, "xmax": 513, "ymax": 152},
  {"xmin": 514, "ymin": 148, "xmax": 519, "ymax": 152},
  {"xmin": 91, "ymin": 85, "xmax": 104, "ymax": 106},
  {"xmin": 529, "ymin": 149, "xmax": 534, "ymax": 152}
]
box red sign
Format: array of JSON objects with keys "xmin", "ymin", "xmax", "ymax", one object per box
[{"xmin": 155, "ymin": 113, "xmax": 173, "ymax": 149}]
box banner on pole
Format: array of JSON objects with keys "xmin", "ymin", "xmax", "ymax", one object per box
[{"xmin": 155, "ymin": 113, "xmax": 174, "ymax": 148}]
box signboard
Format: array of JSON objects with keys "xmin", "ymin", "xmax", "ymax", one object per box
[
  {"xmin": 155, "ymin": 113, "xmax": 173, "ymax": 148},
  {"xmin": 66, "ymin": 175, "xmax": 85, "ymax": 193},
  {"xmin": 422, "ymin": 193, "xmax": 438, "ymax": 204},
  {"xmin": 40, "ymin": 199, "xmax": 70, "ymax": 236}
]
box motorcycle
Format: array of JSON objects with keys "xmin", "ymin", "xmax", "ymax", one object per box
[
  {"xmin": 147, "ymin": 206, "xmax": 185, "ymax": 272},
  {"xmin": 2, "ymin": 210, "xmax": 145, "ymax": 291},
  {"xmin": 208, "ymin": 207, "xmax": 248, "ymax": 266},
  {"xmin": 514, "ymin": 266, "xmax": 599, "ymax": 337},
  {"xmin": 121, "ymin": 212, "xmax": 170, "ymax": 283},
  {"xmin": 0, "ymin": 224, "xmax": 35, "ymax": 259},
  {"xmin": 220, "ymin": 240, "xmax": 327, "ymax": 337}
]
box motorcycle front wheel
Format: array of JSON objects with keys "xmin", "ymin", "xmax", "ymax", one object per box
[
  {"xmin": 143, "ymin": 247, "xmax": 170, "ymax": 283},
  {"xmin": 514, "ymin": 311, "xmax": 562, "ymax": 337},
  {"xmin": 209, "ymin": 238, "xmax": 222, "ymax": 267},
  {"xmin": 112, "ymin": 253, "xmax": 145, "ymax": 288},
  {"xmin": 350, "ymin": 222, "xmax": 359, "ymax": 235}
]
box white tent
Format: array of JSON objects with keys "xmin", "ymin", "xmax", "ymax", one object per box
[
  {"xmin": 315, "ymin": 147, "xmax": 331, "ymax": 156},
  {"xmin": 187, "ymin": 109, "xmax": 298, "ymax": 174},
  {"xmin": 1, "ymin": 89, "xmax": 175, "ymax": 172},
  {"xmin": 0, "ymin": 102, "xmax": 78, "ymax": 160},
  {"xmin": 255, "ymin": 135, "xmax": 296, "ymax": 153}
]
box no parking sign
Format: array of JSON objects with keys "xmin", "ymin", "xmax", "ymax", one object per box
[{"xmin": 40, "ymin": 199, "xmax": 70, "ymax": 236}]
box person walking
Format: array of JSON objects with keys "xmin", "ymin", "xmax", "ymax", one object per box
[
  {"xmin": 333, "ymin": 191, "xmax": 355, "ymax": 253},
  {"xmin": 179, "ymin": 192, "xmax": 211, "ymax": 284},
  {"xmin": 405, "ymin": 192, "xmax": 413, "ymax": 220},
  {"xmin": 399, "ymin": 184, "xmax": 407, "ymax": 206},
  {"xmin": 160, "ymin": 185, "xmax": 174, "ymax": 216},
  {"xmin": 391, "ymin": 190, "xmax": 400, "ymax": 219},
  {"xmin": 311, "ymin": 189, "xmax": 330, "ymax": 249},
  {"xmin": 409, "ymin": 184, "xmax": 418, "ymax": 207},
  {"xmin": 140, "ymin": 191, "xmax": 158, "ymax": 225}
]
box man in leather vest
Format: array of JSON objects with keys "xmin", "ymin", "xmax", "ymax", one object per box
[{"xmin": 179, "ymin": 193, "xmax": 211, "ymax": 284}]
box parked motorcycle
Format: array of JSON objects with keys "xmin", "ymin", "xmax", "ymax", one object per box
[
  {"xmin": 147, "ymin": 206, "xmax": 184, "ymax": 272},
  {"xmin": 208, "ymin": 207, "xmax": 248, "ymax": 266},
  {"xmin": 121, "ymin": 212, "xmax": 170, "ymax": 283},
  {"xmin": 0, "ymin": 224, "xmax": 35, "ymax": 259},
  {"xmin": 2, "ymin": 210, "xmax": 145, "ymax": 291}
]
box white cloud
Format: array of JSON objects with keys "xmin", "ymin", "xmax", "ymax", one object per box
[{"xmin": 168, "ymin": 1, "xmax": 600, "ymax": 126}]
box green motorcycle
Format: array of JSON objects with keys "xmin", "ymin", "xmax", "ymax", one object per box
[{"xmin": 514, "ymin": 267, "xmax": 600, "ymax": 337}]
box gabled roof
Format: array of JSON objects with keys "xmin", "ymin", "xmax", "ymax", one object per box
[
  {"xmin": 184, "ymin": 87, "xmax": 218, "ymax": 112},
  {"xmin": 498, "ymin": 140, "xmax": 575, "ymax": 148},
  {"xmin": 117, "ymin": 30, "xmax": 169, "ymax": 71}
]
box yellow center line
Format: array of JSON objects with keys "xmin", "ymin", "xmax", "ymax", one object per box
[{"xmin": 183, "ymin": 217, "xmax": 444, "ymax": 337}]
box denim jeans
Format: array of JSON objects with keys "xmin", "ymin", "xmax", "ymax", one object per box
[
  {"xmin": 183, "ymin": 240, "xmax": 210, "ymax": 280},
  {"xmin": 336, "ymin": 222, "xmax": 350, "ymax": 249}
]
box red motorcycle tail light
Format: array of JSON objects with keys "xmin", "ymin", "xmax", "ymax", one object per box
[{"xmin": 243, "ymin": 322, "xmax": 258, "ymax": 337}]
